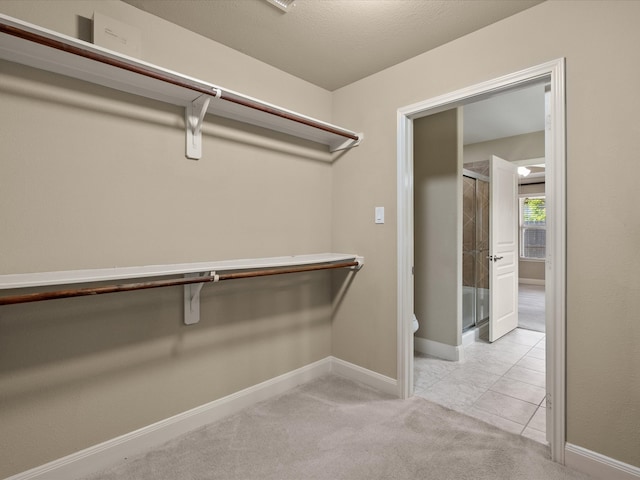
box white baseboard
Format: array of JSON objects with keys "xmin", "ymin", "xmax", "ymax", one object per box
[
  {"xmin": 565, "ymin": 443, "xmax": 640, "ymax": 479},
  {"xmin": 330, "ymin": 356, "xmax": 398, "ymax": 396},
  {"xmin": 519, "ymin": 278, "xmax": 545, "ymax": 286},
  {"xmin": 7, "ymin": 357, "xmax": 396, "ymax": 480},
  {"xmin": 461, "ymin": 323, "xmax": 488, "ymax": 347},
  {"xmin": 414, "ymin": 336, "xmax": 463, "ymax": 361}
]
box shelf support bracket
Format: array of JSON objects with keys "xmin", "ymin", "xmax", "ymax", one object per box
[
  {"xmin": 185, "ymin": 90, "xmax": 221, "ymax": 160},
  {"xmin": 183, "ymin": 271, "xmax": 218, "ymax": 325},
  {"xmin": 329, "ymin": 132, "xmax": 364, "ymax": 153}
]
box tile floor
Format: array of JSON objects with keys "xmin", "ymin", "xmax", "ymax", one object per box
[{"xmin": 414, "ymin": 327, "xmax": 547, "ymax": 444}]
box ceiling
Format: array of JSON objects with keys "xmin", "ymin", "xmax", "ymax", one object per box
[
  {"xmin": 122, "ymin": 0, "xmax": 544, "ymax": 92},
  {"xmin": 463, "ymin": 83, "xmax": 545, "ymax": 145}
]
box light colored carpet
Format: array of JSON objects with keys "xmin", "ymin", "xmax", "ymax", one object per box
[
  {"xmin": 81, "ymin": 375, "xmax": 590, "ymax": 480},
  {"xmin": 519, "ymin": 284, "xmax": 545, "ymax": 333}
]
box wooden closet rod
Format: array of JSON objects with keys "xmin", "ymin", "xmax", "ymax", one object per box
[
  {"xmin": 0, "ymin": 23, "xmax": 360, "ymax": 142},
  {"xmin": 0, "ymin": 260, "xmax": 359, "ymax": 306}
]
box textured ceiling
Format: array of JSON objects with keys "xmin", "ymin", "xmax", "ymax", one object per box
[
  {"xmin": 463, "ymin": 84, "xmax": 545, "ymax": 145},
  {"xmin": 122, "ymin": 0, "xmax": 544, "ymax": 91}
]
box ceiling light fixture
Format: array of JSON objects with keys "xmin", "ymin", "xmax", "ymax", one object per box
[
  {"xmin": 518, "ymin": 166, "xmax": 531, "ymax": 177},
  {"xmin": 265, "ymin": 0, "xmax": 296, "ymax": 12}
]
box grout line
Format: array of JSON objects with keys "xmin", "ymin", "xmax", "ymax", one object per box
[{"xmin": 522, "ymin": 406, "xmax": 541, "ymax": 434}]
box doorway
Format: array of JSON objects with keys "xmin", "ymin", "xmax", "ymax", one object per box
[{"xmin": 396, "ymin": 59, "xmax": 566, "ymax": 462}]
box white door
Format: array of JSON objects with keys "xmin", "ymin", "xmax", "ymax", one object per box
[{"xmin": 489, "ymin": 155, "xmax": 519, "ymax": 342}]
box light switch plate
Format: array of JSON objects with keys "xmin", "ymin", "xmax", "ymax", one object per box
[{"xmin": 375, "ymin": 206, "xmax": 384, "ymax": 224}]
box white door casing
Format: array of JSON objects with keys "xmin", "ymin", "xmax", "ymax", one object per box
[
  {"xmin": 397, "ymin": 59, "xmax": 565, "ymax": 463},
  {"xmin": 489, "ymin": 155, "xmax": 519, "ymax": 342}
]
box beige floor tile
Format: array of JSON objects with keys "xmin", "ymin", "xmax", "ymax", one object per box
[
  {"xmin": 522, "ymin": 426, "xmax": 548, "ymax": 444},
  {"xmin": 415, "ymin": 378, "xmax": 487, "ymax": 413},
  {"xmin": 501, "ymin": 329, "xmax": 545, "ymax": 347},
  {"xmin": 446, "ymin": 365, "xmax": 501, "ymax": 389},
  {"xmin": 414, "ymin": 327, "xmax": 546, "ymax": 443},
  {"xmin": 473, "ymin": 390, "xmax": 538, "ymax": 425},
  {"xmin": 465, "ymin": 406, "xmax": 524, "ymax": 435},
  {"xmin": 517, "ymin": 356, "xmax": 546, "ymax": 373},
  {"xmin": 490, "ymin": 377, "xmax": 546, "ymax": 405},
  {"xmin": 527, "ymin": 405, "xmax": 546, "ymax": 432},
  {"xmin": 503, "ymin": 365, "xmax": 546, "ymax": 388},
  {"xmin": 462, "ymin": 354, "xmax": 514, "ymax": 376},
  {"xmin": 526, "ymin": 347, "xmax": 546, "ymax": 360},
  {"xmin": 468, "ymin": 339, "xmax": 533, "ymax": 357}
]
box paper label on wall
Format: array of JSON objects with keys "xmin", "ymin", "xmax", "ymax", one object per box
[{"xmin": 93, "ymin": 12, "xmax": 142, "ymax": 58}]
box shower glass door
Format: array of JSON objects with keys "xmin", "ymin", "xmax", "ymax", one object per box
[{"xmin": 462, "ymin": 165, "xmax": 490, "ymax": 331}]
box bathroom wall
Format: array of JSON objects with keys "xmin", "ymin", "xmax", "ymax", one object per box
[
  {"xmin": 413, "ymin": 108, "xmax": 463, "ymax": 347},
  {"xmin": 464, "ymin": 131, "xmax": 545, "ymax": 164}
]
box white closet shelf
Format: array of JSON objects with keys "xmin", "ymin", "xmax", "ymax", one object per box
[
  {"xmin": 0, "ymin": 14, "xmax": 363, "ymax": 158},
  {"xmin": 0, "ymin": 253, "xmax": 364, "ymax": 290},
  {"xmin": 0, "ymin": 254, "xmax": 364, "ymax": 325}
]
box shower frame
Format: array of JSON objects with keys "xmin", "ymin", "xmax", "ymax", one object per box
[{"xmin": 462, "ymin": 168, "xmax": 490, "ymax": 332}]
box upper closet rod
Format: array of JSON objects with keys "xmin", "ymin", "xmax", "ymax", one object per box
[
  {"xmin": 0, "ymin": 260, "xmax": 359, "ymax": 306},
  {"xmin": 0, "ymin": 22, "xmax": 359, "ymax": 142}
]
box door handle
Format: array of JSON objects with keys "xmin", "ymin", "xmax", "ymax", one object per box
[{"xmin": 486, "ymin": 255, "xmax": 504, "ymax": 262}]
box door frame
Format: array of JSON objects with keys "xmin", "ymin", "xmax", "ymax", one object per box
[{"xmin": 396, "ymin": 59, "xmax": 566, "ymax": 462}]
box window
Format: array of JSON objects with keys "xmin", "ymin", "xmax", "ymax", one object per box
[{"xmin": 520, "ymin": 196, "xmax": 546, "ymax": 259}]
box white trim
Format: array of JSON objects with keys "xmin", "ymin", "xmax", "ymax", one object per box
[
  {"xmin": 565, "ymin": 444, "xmax": 640, "ymax": 480},
  {"xmin": 397, "ymin": 108, "xmax": 415, "ymax": 400},
  {"xmin": 6, "ymin": 357, "xmax": 396, "ymax": 480},
  {"xmin": 519, "ymin": 278, "xmax": 545, "ymax": 286},
  {"xmin": 513, "ymin": 157, "xmax": 545, "ymax": 167},
  {"xmin": 544, "ymin": 58, "xmax": 567, "ymax": 464},
  {"xmin": 462, "ymin": 323, "xmax": 487, "ymax": 347},
  {"xmin": 414, "ymin": 336, "xmax": 464, "ymax": 362},
  {"xmin": 397, "ymin": 59, "xmax": 566, "ymax": 462},
  {"xmin": 330, "ymin": 356, "xmax": 399, "ymax": 396}
]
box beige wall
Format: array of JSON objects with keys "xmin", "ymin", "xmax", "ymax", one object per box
[
  {"xmin": 519, "ymin": 260, "xmax": 545, "ymax": 282},
  {"xmin": 0, "ymin": 1, "xmax": 338, "ymax": 477},
  {"xmin": 332, "ymin": 0, "xmax": 640, "ymax": 468},
  {"xmin": 413, "ymin": 109, "xmax": 462, "ymax": 346},
  {"xmin": 464, "ymin": 130, "xmax": 545, "ymax": 164}
]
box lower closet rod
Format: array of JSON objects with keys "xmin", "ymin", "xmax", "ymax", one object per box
[{"xmin": 0, "ymin": 260, "xmax": 359, "ymax": 306}]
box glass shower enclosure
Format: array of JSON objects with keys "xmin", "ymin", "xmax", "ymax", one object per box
[{"xmin": 462, "ymin": 165, "xmax": 490, "ymax": 331}]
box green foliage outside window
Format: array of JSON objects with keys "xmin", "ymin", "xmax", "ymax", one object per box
[
  {"xmin": 523, "ymin": 198, "xmax": 546, "ymax": 224},
  {"xmin": 521, "ymin": 197, "xmax": 546, "ymax": 259}
]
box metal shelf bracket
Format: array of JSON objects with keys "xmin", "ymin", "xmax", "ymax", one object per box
[
  {"xmin": 330, "ymin": 132, "xmax": 363, "ymax": 153},
  {"xmin": 183, "ymin": 271, "xmax": 218, "ymax": 325},
  {"xmin": 185, "ymin": 90, "xmax": 220, "ymax": 160}
]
